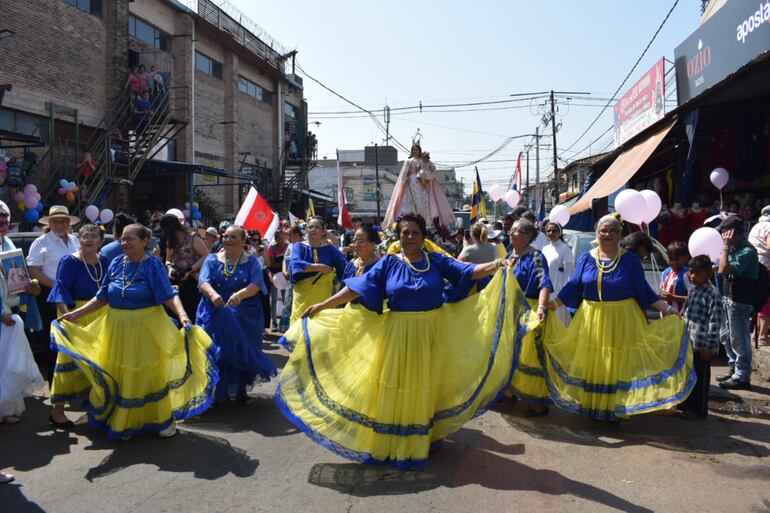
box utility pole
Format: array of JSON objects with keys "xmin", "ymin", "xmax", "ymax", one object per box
[
  {"xmin": 374, "ymin": 143, "xmax": 381, "ymax": 221},
  {"xmin": 535, "ymin": 126, "xmax": 540, "ymax": 211},
  {"xmin": 550, "ymin": 90, "xmax": 559, "ymax": 203},
  {"xmin": 384, "ymin": 106, "xmax": 391, "ymax": 147}
]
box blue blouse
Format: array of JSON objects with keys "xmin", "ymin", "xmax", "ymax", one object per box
[
  {"xmin": 508, "ymin": 249, "xmax": 554, "ymax": 299},
  {"xmin": 558, "ymin": 251, "xmax": 659, "ymax": 310},
  {"xmin": 198, "ymin": 254, "xmax": 268, "ymax": 302},
  {"xmin": 345, "ymin": 252, "xmax": 476, "ymax": 313},
  {"xmin": 48, "ymin": 254, "xmax": 110, "ymax": 307},
  {"xmin": 289, "ymin": 243, "xmax": 347, "ymax": 284},
  {"xmin": 100, "ymin": 240, "xmax": 124, "ymax": 266},
  {"xmin": 96, "ymin": 255, "xmax": 177, "ymax": 309}
]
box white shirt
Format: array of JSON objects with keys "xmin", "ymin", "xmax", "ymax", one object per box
[
  {"xmin": 26, "ymin": 231, "xmax": 80, "ymax": 282},
  {"xmin": 531, "ymin": 231, "xmax": 549, "ymax": 251},
  {"xmin": 749, "ymin": 220, "xmax": 770, "ymax": 268}
]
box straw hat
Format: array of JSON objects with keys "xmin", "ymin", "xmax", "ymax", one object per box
[{"xmin": 39, "ymin": 205, "xmax": 80, "ymax": 225}]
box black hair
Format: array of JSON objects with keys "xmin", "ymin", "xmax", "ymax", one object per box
[
  {"xmin": 159, "ymin": 214, "xmax": 187, "ymax": 250},
  {"xmin": 398, "ymin": 212, "xmax": 427, "ymax": 238},
  {"xmin": 666, "ymin": 240, "xmax": 690, "ymax": 259},
  {"xmin": 689, "ymin": 254, "xmax": 713, "ymax": 272},
  {"xmin": 113, "ymin": 212, "xmax": 136, "ymax": 238},
  {"xmin": 620, "ymin": 232, "xmax": 654, "ymax": 256},
  {"xmin": 356, "ymin": 224, "xmax": 381, "ymax": 244},
  {"xmin": 308, "ymin": 216, "xmax": 326, "ymax": 229},
  {"xmin": 351, "ymin": 216, "xmax": 363, "ymax": 224},
  {"xmin": 521, "ymin": 210, "xmax": 536, "ymax": 222},
  {"xmin": 288, "ymin": 225, "xmax": 303, "ymax": 237}
]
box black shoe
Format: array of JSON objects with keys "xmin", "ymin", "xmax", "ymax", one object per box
[
  {"xmin": 715, "ymin": 372, "xmax": 734, "ymax": 383},
  {"xmin": 48, "ymin": 414, "xmax": 74, "ymax": 429},
  {"xmin": 719, "ymin": 378, "xmax": 750, "ymax": 390}
]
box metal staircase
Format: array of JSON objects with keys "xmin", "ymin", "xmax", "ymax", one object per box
[{"xmin": 36, "ymin": 83, "xmax": 188, "ymax": 217}]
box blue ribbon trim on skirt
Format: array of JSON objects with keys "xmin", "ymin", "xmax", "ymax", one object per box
[
  {"xmin": 53, "ymin": 361, "xmax": 79, "ymax": 373},
  {"xmin": 50, "ymin": 319, "xmax": 220, "ymax": 439}
]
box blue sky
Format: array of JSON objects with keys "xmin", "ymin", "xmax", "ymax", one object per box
[{"xmin": 232, "ymin": 0, "xmax": 702, "ymax": 193}]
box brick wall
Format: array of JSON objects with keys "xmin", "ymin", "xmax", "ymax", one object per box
[{"xmin": 0, "ymin": 0, "xmax": 110, "ymax": 125}]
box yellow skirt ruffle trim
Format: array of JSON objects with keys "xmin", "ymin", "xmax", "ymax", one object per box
[
  {"xmin": 540, "ymin": 299, "xmax": 695, "ymax": 420},
  {"xmin": 51, "ymin": 300, "xmax": 99, "ymax": 405},
  {"xmin": 275, "ymin": 269, "xmax": 531, "ymax": 469},
  {"xmin": 50, "ymin": 305, "xmax": 219, "ymax": 439}
]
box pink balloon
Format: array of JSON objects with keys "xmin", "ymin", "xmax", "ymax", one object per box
[
  {"xmin": 33, "ymin": 192, "xmax": 41, "ymax": 201},
  {"xmin": 504, "ymin": 189, "xmax": 520, "ymax": 208},
  {"xmin": 488, "ymin": 184, "xmax": 505, "ymax": 202},
  {"xmin": 57, "ymin": 187, "xmax": 67, "ymax": 195},
  {"xmin": 614, "ymin": 189, "xmax": 646, "ymax": 226},
  {"xmin": 688, "ymin": 227, "xmax": 722, "ymax": 261},
  {"xmin": 99, "ymin": 209, "xmax": 114, "ymax": 224},
  {"xmin": 14, "ymin": 191, "xmax": 25, "ymax": 202},
  {"xmin": 640, "ymin": 190, "xmax": 662, "ymax": 224},
  {"xmin": 709, "ymin": 168, "xmax": 729, "ymax": 190},
  {"xmin": 23, "ymin": 184, "xmax": 37, "ymax": 195},
  {"xmin": 24, "ymin": 196, "xmax": 39, "ymax": 209},
  {"xmin": 85, "ymin": 205, "xmax": 100, "ymax": 222}
]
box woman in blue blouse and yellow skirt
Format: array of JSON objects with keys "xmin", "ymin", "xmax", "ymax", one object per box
[
  {"xmin": 276, "ymin": 213, "xmax": 530, "ymax": 469},
  {"xmin": 53, "ymin": 224, "xmax": 219, "ymax": 439},
  {"xmin": 287, "ymin": 217, "xmax": 347, "ymax": 329},
  {"xmin": 545, "ymin": 215, "xmax": 694, "ymax": 421},
  {"xmin": 506, "ymin": 219, "xmax": 554, "ymax": 415}
]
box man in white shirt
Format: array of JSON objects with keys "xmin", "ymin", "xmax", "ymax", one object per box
[{"xmin": 27, "ymin": 205, "xmax": 80, "ymax": 385}]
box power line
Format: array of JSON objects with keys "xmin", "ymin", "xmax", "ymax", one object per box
[
  {"xmin": 308, "ymin": 93, "xmax": 551, "ymax": 115},
  {"xmin": 560, "ymin": 0, "xmax": 680, "ymax": 156}
]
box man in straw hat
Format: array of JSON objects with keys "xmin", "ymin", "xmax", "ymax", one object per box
[{"xmin": 27, "ymin": 205, "xmax": 80, "ymax": 386}]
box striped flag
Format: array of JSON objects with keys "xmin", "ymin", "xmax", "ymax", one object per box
[
  {"xmin": 470, "ymin": 167, "xmax": 486, "ymax": 223},
  {"xmin": 510, "ymin": 151, "xmax": 523, "ymax": 191},
  {"xmin": 336, "ymin": 152, "xmax": 353, "ymax": 230}
]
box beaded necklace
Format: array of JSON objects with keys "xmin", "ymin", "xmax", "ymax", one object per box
[
  {"xmin": 82, "ymin": 255, "xmax": 103, "ymax": 285},
  {"xmin": 400, "ymin": 250, "xmax": 430, "ymax": 290},
  {"xmin": 222, "ymin": 251, "xmax": 243, "ymax": 279},
  {"xmin": 594, "ymin": 248, "xmax": 623, "ymax": 302},
  {"xmin": 120, "ymin": 255, "xmax": 145, "ymax": 298},
  {"xmin": 355, "ymin": 255, "xmax": 379, "ymax": 276}
]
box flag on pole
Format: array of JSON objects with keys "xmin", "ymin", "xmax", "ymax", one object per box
[
  {"xmin": 288, "ymin": 211, "xmax": 300, "ymax": 226},
  {"xmin": 235, "ymin": 186, "xmax": 280, "ymax": 242},
  {"xmin": 470, "ymin": 167, "xmax": 486, "ymax": 223},
  {"xmin": 537, "ymin": 187, "xmax": 546, "ymax": 221},
  {"xmin": 306, "ymin": 197, "xmax": 316, "ymax": 219},
  {"xmin": 512, "ymin": 151, "xmax": 523, "ymax": 191},
  {"xmin": 336, "ymin": 154, "xmax": 353, "ymax": 230}
]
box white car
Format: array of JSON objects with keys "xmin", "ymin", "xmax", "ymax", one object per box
[{"xmin": 561, "ymin": 229, "xmax": 669, "ymax": 295}]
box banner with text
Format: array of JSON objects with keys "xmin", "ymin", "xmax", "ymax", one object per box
[{"xmin": 613, "ymin": 58, "xmax": 666, "ymax": 147}]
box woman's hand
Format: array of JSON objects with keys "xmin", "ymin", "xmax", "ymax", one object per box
[
  {"xmin": 179, "ymin": 313, "xmax": 192, "ymax": 328},
  {"xmin": 2, "ymin": 313, "xmax": 15, "ymax": 326},
  {"xmin": 24, "ymin": 280, "xmax": 41, "ymax": 296},
  {"xmin": 546, "ymin": 300, "xmax": 560, "ymax": 311},
  {"xmin": 225, "ymin": 292, "xmax": 242, "ymax": 308},
  {"xmin": 317, "ymin": 264, "xmax": 333, "ymax": 274},
  {"xmin": 58, "ymin": 310, "xmax": 82, "ymax": 323},
  {"xmin": 536, "ymin": 305, "xmax": 547, "ymax": 323},
  {"xmin": 211, "ymin": 293, "xmax": 225, "ymax": 308},
  {"xmin": 302, "ymin": 303, "xmax": 326, "ymax": 318}
]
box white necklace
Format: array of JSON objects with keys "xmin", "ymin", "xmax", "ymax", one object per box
[{"xmin": 82, "ymin": 255, "xmax": 103, "ymax": 284}]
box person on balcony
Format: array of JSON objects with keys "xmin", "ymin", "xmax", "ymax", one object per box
[
  {"xmin": 147, "ymin": 65, "xmax": 164, "ymax": 98},
  {"xmin": 133, "ymin": 90, "xmax": 153, "ymax": 128}
]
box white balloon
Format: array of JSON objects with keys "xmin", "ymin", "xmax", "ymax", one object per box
[
  {"xmin": 688, "ymin": 227, "xmax": 722, "ymax": 261},
  {"xmin": 709, "ymin": 167, "xmax": 729, "ymax": 190},
  {"xmin": 639, "ymin": 190, "xmax": 662, "ymax": 224},
  {"xmin": 271, "ymin": 272, "xmax": 288, "ymax": 290},
  {"xmin": 85, "ymin": 205, "xmax": 100, "ymax": 223},
  {"xmin": 488, "ymin": 184, "xmax": 505, "ymax": 202},
  {"xmin": 614, "ymin": 189, "xmax": 646, "ymax": 226},
  {"xmin": 549, "ymin": 205, "xmax": 570, "ymax": 226},
  {"xmin": 504, "ymin": 189, "xmax": 520, "ymax": 208},
  {"xmin": 99, "ymin": 208, "xmax": 114, "ymax": 224},
  {"xmin": 166, "ymin": 208, "xmax": 185, "ymax": 221}
]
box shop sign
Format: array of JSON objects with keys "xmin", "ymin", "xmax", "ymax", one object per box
[
  {"xmin": 613, "ymin": 58, "xmax": 665, "ymax": 146},
  {"xmin": 675, "ymin": 0, "xmax": 770, "ymax": 104}
]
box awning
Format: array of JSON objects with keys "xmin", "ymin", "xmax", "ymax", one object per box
[
  {"xmin": 143, "ymin": 159, "xmax": 245, "ymax": 179},
  {"xmin": 570, "ymin": 120, "xmax": 676, "ymax": 214},
  {"xmin": 0, "ymin": 128, "xmax": 44, "ymax": 149}
]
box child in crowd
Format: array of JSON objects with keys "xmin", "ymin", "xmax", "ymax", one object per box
[
  {"xmin": 681, "ymin": 255, "xmax": 724, "ymax": 418},
  {"xmin": 660, "ymin": 241, "xmax": 693, "ymax": 314}
]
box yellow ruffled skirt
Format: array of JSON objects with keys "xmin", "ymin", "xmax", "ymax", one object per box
[
  {"xmin": 50, "ymin": 300, "xmax": 99, "ymax": 405},
  {"xmin": 275, "ymin": 269, "xmax": 530, "ymax": 469},
  {"xmin": 50, "ymin": 305, "xmax": 219, "ymax": 439},
  {"xmin": 289, "ymin": 273, "xmax": 336, "ymax": 328},
  {"xmin": 541, "ymin": 299, "xmax": 694, "ymax": 420},
  {"xmin": 508, "ymin": 298, "xmax": 550, "ymax": 406}
]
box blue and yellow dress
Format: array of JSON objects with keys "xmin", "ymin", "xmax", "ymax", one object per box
[
  {"xmin": 507, "ymin": 249, "xmax": 553, "ymax": 406},
  {"xmin": 276, "ymin": 251, "xmax": 530, "ymax": 469},
  {"xmin": 288, "ymin": 243, "xmax": 347, "ymax": 327},
  {"xmin": 50, "ymin": 255, "xmax": 219, "ymax": 439},
  {"xmin": 542, "ymin": 250, "xmax": 694, "ymax": 420},
  {"xmin": 196, "ymin": 253, "xmax": 276, "ymax": 403},
  {"xmin": 47, "ymin": 254, "xmax": 110, "ymax": 405}
]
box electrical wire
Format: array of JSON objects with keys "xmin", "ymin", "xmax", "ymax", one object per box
[{"xmin": 560, "ymin": 0, "xmax": 680, "ymax": 156}]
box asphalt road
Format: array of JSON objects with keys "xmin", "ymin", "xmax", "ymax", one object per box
[{"xmin": 2, "ymin": 336, "xmax": 770, "ymax": 513}]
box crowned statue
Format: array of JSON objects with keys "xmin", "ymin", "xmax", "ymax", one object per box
[{"xmin": 383, "ymin": 134, "xmax": 456, "ymax": 233}]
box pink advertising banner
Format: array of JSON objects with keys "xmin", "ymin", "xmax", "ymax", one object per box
[{"xmin": 613, "ymin": 58, "xmax": 666, "ymax": 146}]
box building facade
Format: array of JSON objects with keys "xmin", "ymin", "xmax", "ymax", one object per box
[{"xmin": 0, "ymin": 0, "xmax": 306, "ymax": 219}]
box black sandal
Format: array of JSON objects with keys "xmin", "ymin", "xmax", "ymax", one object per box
[{"xmin": 48, "ymin": 414, "xmax": 74, "ymax": 429}]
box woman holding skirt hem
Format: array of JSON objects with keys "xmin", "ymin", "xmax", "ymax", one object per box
[
  {"xmin": 275, "ymin": 213, "xmax": 529, "ymax": 469},
  {"xmin": 53, "ymin": 224, "xmax": 219, "ymax": 440},
  {"xmin": 197, "ymin": 225, "xmax": 276, "ymax": 404},
  {"xmin": 545, "ymin": 215, "xmax": 694, "ymax": 421}
]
